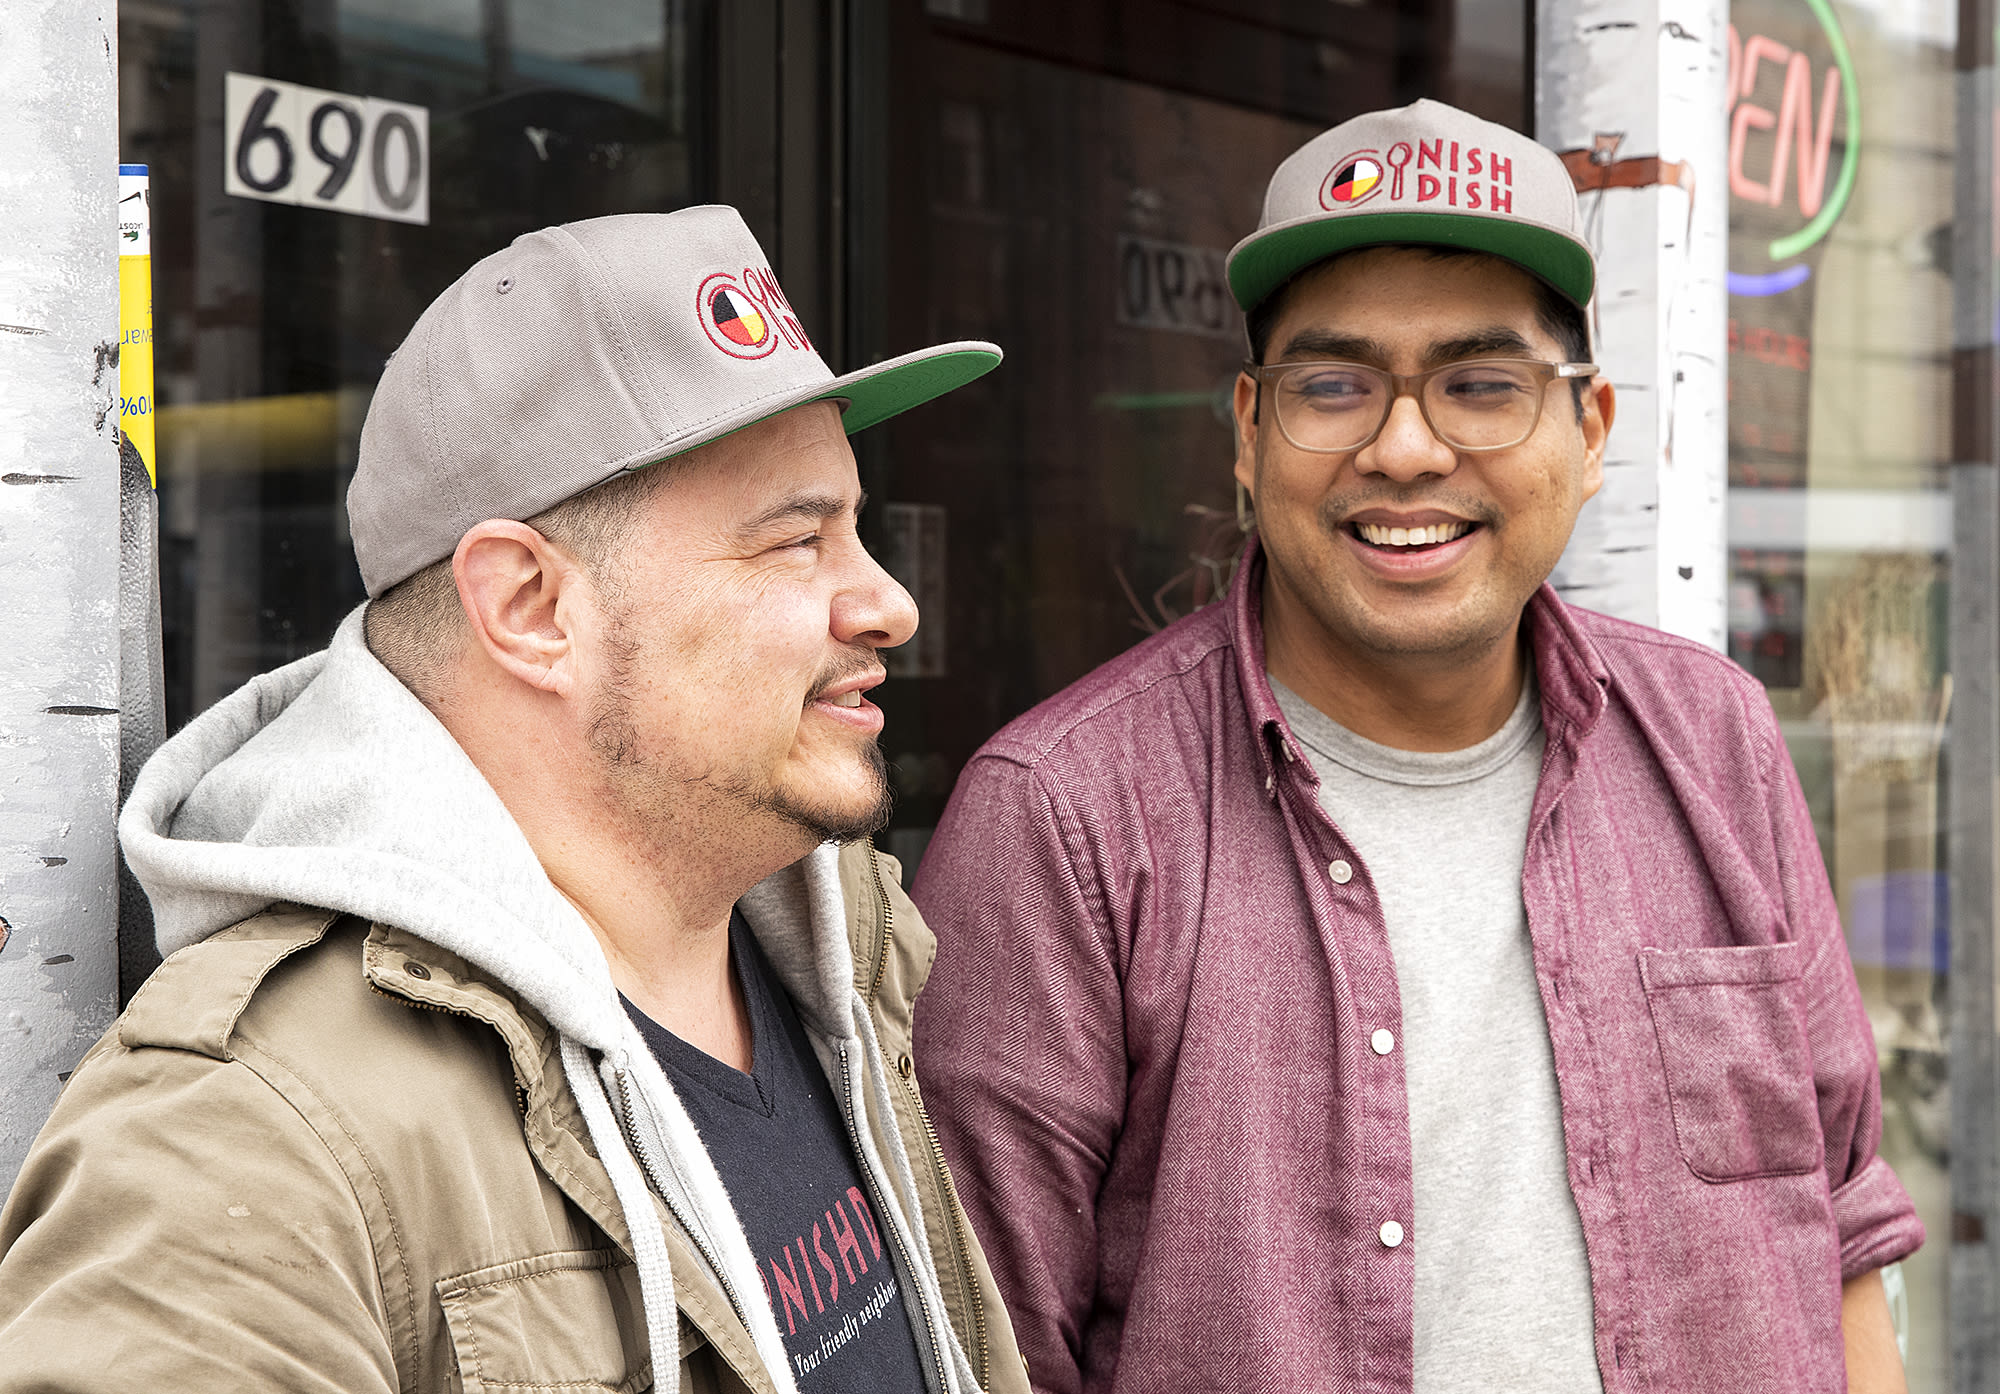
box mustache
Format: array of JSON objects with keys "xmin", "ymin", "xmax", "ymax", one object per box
[
  {"xmin": 805, "ymin": 650, "xmax": 887, "ymax": 703},
  {"xmin": 1319, "ymin": 488, "xmax": 1500, "ymax": 531}
]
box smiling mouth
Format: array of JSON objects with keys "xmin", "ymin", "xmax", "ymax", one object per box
[{"xmin": 1350, "ymin": 520, "xmax": 1477, "ymax": 551}]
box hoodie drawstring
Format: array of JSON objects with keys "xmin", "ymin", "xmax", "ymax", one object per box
[{"xmin": 560, "ymin": 1037, "xmax": 685, "ymax": 1394}]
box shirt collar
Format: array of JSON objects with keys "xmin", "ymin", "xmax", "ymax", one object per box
[
  {"xmin": 1523, "ymin": 577, "xmax": 1613, "ymax": 738},
  {"xmin": 1226, "ymin": 535, "xmax": 1291, "ymax": 796},
  {"xmin": 1226, "ymin": 534, "xmax": 1612, "ymax": 798}
]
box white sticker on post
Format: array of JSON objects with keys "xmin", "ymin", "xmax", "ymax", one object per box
[{"xmin": 223, "ymin": 72, "xmax": 429, "ymax": 225}]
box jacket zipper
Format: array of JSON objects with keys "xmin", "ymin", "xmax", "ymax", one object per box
[
  {"xmin": 891, "ymin": 1063, "xmax": 988, "ymax": 1390},
  {"xmin": 836, "ymin": 1042, "xmax": 953, "ymax": 1394},
  {"xmin": 864, "ymin": 841, "xmax": 990, "ymax": 1392},
  {"xmin": 379, "ymin": 978, "xmax": 761, "ymax": 1378},
  {"xmin": 611, "ymin": 1065, "xmax": 757, "ymax": 1342},
  {"xmin": 370, "ymin": 888, "xmax": 981, "ymax": 1390},
  {"xmin": 866, "ymin": 838, "xmax": 895, "ymax": 1003}
]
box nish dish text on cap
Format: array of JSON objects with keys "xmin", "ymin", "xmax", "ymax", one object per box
[{"xmin": 1226, "ymin": 99, "xmax": 1594, "ymax": 315}]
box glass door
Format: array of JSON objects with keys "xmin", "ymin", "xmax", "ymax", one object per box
[{"xmin": 1723, "ymin": 0, "xmax": 1957, "ymax": 1380}]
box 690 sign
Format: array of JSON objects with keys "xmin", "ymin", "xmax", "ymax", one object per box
[{"xmin": 224, "ymin": 73, "xmax": 429, "ymax": 225}]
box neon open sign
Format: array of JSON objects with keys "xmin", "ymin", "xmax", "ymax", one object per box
[{"xmin": 1726, "ymin": 0, "xmax": 1861, "ymax": 295}]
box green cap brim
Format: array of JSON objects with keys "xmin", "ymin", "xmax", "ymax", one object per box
[
  {"xmin": 813, "ymin": 342, "xmax": 1003, "ymax": 434},
  {"xmin": 633, "ymin": 341, "xmax": 1002, "ymax": 473},
  {"xmin": 1228, "ymin": 212, "xmax": 1595, "ymax": 314}
]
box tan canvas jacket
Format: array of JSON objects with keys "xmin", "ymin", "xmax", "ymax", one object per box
[{"xmin": 0, "ymin": 841, "xmax": 1027, "ymax": 1394}]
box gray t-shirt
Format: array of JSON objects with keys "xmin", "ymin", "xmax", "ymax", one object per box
[{"xmin": 1271, "ymin": 669, "xmax": 1603, "ymax": 1394}]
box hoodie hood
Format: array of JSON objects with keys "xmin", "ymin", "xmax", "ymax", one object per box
[
  {"xmin": 119, "ymin": 605, "xmax": 970, "ymax": 1394},
  {"xmin": 122, "ymin": 604, "xmax": 858, "ymax": 1048},
  {"xmin": 125, "ymin": 608, "xmax": 631, "ymax": 1033}
]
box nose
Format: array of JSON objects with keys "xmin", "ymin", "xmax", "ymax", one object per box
[
  {"xmin": 834, "ymin": 538, "xmax": 919, "ymax": 652},
  {"xmin": 1353, "ymin": 391, "xmax": 1458, "ymax": 484}
]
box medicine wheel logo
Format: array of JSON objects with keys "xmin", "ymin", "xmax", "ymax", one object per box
[
  {"xmin": 1321, "ymin": 152, "xmax": 1385, "ymax": 209},
  {"xmin": 698, "ymin": 273, "xmax": 777, "ymax": 359}
]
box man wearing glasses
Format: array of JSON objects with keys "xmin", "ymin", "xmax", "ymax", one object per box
[{"xmin": 910, "ymin": 101, "xmax": 1921, "ymax": 1393}]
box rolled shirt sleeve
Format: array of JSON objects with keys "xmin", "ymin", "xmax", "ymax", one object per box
[{"xmin": 1753, "ymin": 687, "xmax": 1927, "ymax": 1279}]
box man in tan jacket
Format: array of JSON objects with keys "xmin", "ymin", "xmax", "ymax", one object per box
[{"xmin": 0, "ymin": 207, "xmax": 1025, "ymax": 1394}]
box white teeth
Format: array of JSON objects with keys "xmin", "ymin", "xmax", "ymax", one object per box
[
  {"xmin": 829, "ymin": 690, "xmax": 863, "ymax": 708},
  {"xmin": 1357, "ymin": 521, "xmax": 1471, "ymax": 548}
]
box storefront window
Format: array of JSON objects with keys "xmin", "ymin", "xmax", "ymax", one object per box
[
  {"xmin": 1725, "ymin": 0, "xmax": 1956, "ymax": 1378},
  {"xmin": 118, "ymin": 0, "xmax": 712, "ymax": 730}
]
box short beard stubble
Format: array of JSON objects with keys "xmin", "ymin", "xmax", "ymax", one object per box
[{"xmin": 584, "ymin": 607, "xmax": 895, "ymax": 850}]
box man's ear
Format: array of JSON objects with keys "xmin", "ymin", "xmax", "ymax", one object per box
[
  {"xmin": 1232, "ymin": 370, "xmax": 1261, "ymax": 496},
  {"xmin": 454, "ymin": 521, "xmax": 589, "ymax": 696},
  {"xmin": 1577, "ymin": 377, "xmax": 1616, "ymax": 503}
]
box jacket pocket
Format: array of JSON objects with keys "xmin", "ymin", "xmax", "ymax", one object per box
[
  {"xmin": 1638, "ymin": 942, "xmax": 1821, "ymax": 1182},
  {"xmin": 438, "ymin": 1248, "xmax": 664, "ymax": 1394}
]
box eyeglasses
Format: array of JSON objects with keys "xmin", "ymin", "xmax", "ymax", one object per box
[{"xmin": 1245, "ymin": 357, "xmax": 1598, "ymax": 454}]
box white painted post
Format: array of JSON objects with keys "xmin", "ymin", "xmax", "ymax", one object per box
[
  {"xmin": 1538, "ymin": 0, "xmax": 1731, "ymax": 648},
  {"xmin": 0, "ymin": 2, "xmax": 124, "ymax": 1186}
]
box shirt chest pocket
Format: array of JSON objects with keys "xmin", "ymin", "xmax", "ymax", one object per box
[
  {"xmin": 438, "ymin": 1249, "xmax": 664, "ymax": 1394},
  {"xmin": 1637, "ymin": 942, "xmax": 1822, "ymax": 1182}
]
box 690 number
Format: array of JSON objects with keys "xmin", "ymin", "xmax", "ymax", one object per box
[{"xmin": 224, "ymin": 73, "xmax": 429, "ymax": 225}]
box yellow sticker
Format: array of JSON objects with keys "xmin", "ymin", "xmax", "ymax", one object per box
[{"xmin": 119, "ymin": 165, "xmax": 156, "ymax": 488}]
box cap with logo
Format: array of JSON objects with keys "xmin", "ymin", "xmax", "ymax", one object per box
[
  {"xmin": 1225, "ymin": 98, "xmax": 1593, "ymax": 316},
  {"xmin": 349, "ymin": 205, "xmax": 1001, "ymax": 597}
]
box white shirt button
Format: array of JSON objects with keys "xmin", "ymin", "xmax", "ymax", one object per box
[
  {"xmin": 1370, "ymin": 1028, "xmax": 1395, "ymax": 1055},
  {"xmin": 1379, "ymin": 1220, "xmax": 1405, "ymax": 1248},
  {"xmin": 1329, "ymin": 859, "xmax": 1354, "ymax": 884}
]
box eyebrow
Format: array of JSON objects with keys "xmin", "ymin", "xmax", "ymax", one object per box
[
  {"xmin": 1275, "ymin": 326, "xmax": 1537, "ymax": 368},
  {"xmin": 739, "ymin": 488, "xmax": 866, "ymax": 537}
]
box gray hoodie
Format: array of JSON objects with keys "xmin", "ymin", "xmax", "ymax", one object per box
[{"xmin": 119, "ymin": 604, "xmax": 978, "ymax": 1394}]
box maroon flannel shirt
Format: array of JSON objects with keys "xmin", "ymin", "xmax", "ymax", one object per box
[{"xmin": 911, "ymin": 539, "xmax": 1923, "ymax": 1394}]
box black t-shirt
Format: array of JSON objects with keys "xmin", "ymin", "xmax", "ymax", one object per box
[{"xmin": 624, "ymin": 914, "xmax": 931, "ymax": 1393}]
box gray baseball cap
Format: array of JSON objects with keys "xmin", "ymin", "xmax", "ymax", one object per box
[
  {"xmin": 1226, "ymin": 98, "xmax": 1593, "ymax": 315},
  {"xmin": 349, "ymin": 206, "xmax": 1001, "ymax": 597}
]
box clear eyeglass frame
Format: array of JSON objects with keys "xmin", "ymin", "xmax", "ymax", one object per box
[{"xmin": 1244, "ymin": 357, "xmax": 1600, "ymax": 454}]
